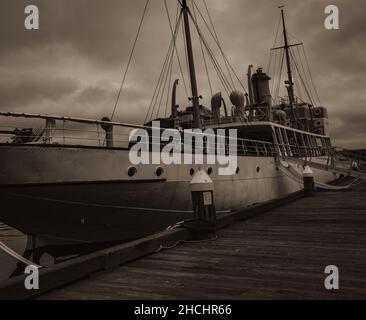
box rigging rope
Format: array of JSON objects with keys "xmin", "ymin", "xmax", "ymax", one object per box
[
  {"xmin": 190, "ymin": 1, "xmax": 247, "ymax": 94},
  {"xmin": 200, "ymin": 0, "xmax": 236, "ymax": 90},
  {"xmin": 271, "ymin": 53, "xmax": 278, "ymax": 102},
  {"xmin": 154, "ymin": 25, "xmax": 178, "ymax": 118},
  {"xmin": 191, "ymin": 2, "xmax": 213, "ymax": 97},
  {"xmin": 111, "ymin": 0, "xmax": 150, "ymax": 120},
  {"xmin": 274, "ymin": 46, "xmax": 285, "ymax": 103},
  {"xmin": 144, "ymin": 11, "xmax": 182, "ymax": 123},
  {"xmin": 151, "ymin": 40, "xmax": 175, "ymax": 120},
  {"xmin": 289, "ymin": 48, "xmax": 315, "ymax": 106},
  {"xmin": 271, "ymin": 36, "xmax": 285, "ymax": 104},
  {"xmin": 192, "ymin": 19, "xmax": 232, "ymax": 96},
  {"xmin": 164, "ymin": 4, "xmax": 181, "ymax": 118},
  {"xmin": 302, "ymin": 45, "xmax": 321, "ymax": 105},
  {"xmin": 156, "ymin": 47, "xmax": 174, "ymax": 118},
  {"xmin": 293, "ymin": 64, "xmax": 304, "ymax": 101},
  {"xmin": 188, "ymin": 11, "xmax": 233, "ymax": 96},
  {"xmin": 144, "ymin": 42, "xmax": 173, "ymax": 122},
  {"xmin": 287, "ymin": 32, "xmax": 321, "ymax": 106},
  {"xmin": 294, "ymin": 44, "xmax": 314, "ymax": 105},
  {"xmin": 270, "ymin": 46, "xmax": 279, "ymax": 103},
  {"xmin": 268, "ymin": 14, "xmax": 282, "ymax": 73},
  {"xmin": 165, "ymin": 0, "xmax": 189, "ymax": 98}
]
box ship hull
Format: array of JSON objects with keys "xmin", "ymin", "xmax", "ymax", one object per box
[
  {"xmin": 0, "ymin": 144, "xmax": 337, "ymax": 245},
  {"xmin": 0, "ymin": 182, "xmax": 193, "ymax": 244}
]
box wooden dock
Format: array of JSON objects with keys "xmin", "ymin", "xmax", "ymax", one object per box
[
  {"xmin": 41, "ymin": 182, "xmax": 366, "ymax": 300},
  {"xmin": 1, "ymin": 180, "xmax": 365, "ymax": 300}
]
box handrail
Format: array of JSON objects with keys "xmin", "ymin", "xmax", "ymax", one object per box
[
  {"xmin": 0, "ymin": 111, "xmax": 335, "ymax": 158},
  {"xmin": 0, "ymin": 111, "xmax": 146, "ymax": 130}
]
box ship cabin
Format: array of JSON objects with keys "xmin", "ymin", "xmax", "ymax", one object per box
[{"xmin": 145, "ymin": 67, "xmax": 332, "ymax": 160}]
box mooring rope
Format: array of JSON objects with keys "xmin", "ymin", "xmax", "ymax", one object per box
[
  {"xmin": 155, "ymin": 234, "xmax": 218, "ymax": 253},
  {"xmin": 0, "ymin": 241, "xmax": 42, "ymax": 268}
]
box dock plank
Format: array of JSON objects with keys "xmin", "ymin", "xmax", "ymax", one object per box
[{"xmin": 41, "ymin": 183, "xmax": 366, "ymax": 300}]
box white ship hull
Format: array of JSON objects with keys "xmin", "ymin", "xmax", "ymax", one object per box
[{"xmin": 0, "ymin": 144, "xmax": 337, "ymax": 245}]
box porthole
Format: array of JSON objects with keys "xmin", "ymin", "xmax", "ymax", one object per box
[
  {"xmin": 127, "ymin": 166, "xmax": 137, "ymax": 177},
  {"xmin": 155, "ymin": 167, "xmax": 164, "ymax": 177},
  {"xmin": 236, "ymin": 167, "xmax": 240, "ymax": 174},
  {"xmin": 207, "ymin": 167, "xmax": 213, "ymax": 175},
  {"xmin": 189, "ymin": 168, "xmax": 195, "ymax": 176},
  {"xmin": 256, "ymin": 166, "xmax": 260, "ymax": 173}
]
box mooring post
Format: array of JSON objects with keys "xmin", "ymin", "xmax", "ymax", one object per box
[
  {"xmin": 303, "ymin": 165, "xmax": 315, "ymax": 196},
  {"xmin": 184, "ymin": 168, "xmax": 217, "ymax": 239}
]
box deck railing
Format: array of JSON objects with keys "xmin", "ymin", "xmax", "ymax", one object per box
[{"xmin": 0, "ymin": 111, "xmax": 334, "ymax": 159}]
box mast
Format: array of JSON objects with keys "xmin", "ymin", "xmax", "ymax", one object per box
[
  {"xmin": 181, "ymin": 0, "xmax": 201, "ymax": 128},
  {"xmin": 280, "ymin": 7, "xmax": 294, "ymax": 105}
]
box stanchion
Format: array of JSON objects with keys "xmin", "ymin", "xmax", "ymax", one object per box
[
  {"xmin": 303, "ymin": 165, "xmax": 315, "ymax": 196},
  {"xmin": 101, "ymin": 117, "xmax": 114, "ymax": 147},
  {"xmin": 184, "ymin": 168, "xmax": 217, "ymax": 239}
]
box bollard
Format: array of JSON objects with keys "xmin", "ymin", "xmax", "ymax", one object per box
[
  {"xmin": 303, "ymin": 165, "xmax": 315, "ymax": 196},
  {"xmin": 101, "ymin": 117, "xmax": 114, "ymax": 148},
  {"xmin": 184, "ymin": 168, "xmax": 217, "ymax": 239}
]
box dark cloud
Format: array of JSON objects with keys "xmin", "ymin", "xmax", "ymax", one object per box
[
  {"xmin": 0, "ymin": 75, "xmax": 80, "ymax": 109},
  {"xmin": 0, "ymin": 0, "xmax": 365, "ymax": 148},
  {"xmin": 78, "ymin": 82, "xmax": 114, "ymax": 104}
]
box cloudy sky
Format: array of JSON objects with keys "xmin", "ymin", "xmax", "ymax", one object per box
[{"xmin": 0, "ymin": 0, "xmax": 365, "ymax": 148}]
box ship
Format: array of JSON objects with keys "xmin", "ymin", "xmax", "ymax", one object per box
[{"xmin": 0, "ymin": 1, "xmax": 341, "ymax": 248}]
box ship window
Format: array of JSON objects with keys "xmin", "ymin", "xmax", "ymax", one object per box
[
  {"xmin": 190, "ymin": 168, "xmax": 195, "ymax": 176},
  {"xmin": 207, "ymin": 167, "xmax": 213, "ymax": 175},
  {"xmin": 236, "ymin": 167, "xmax": 240, "ymax": 174},
  {"xmin": 256, "ymin": 166, "xmax": 260, "ymax": 173},
  {"xmin": 127, "ymin": 166, "xmax": 137, "ymax": 177},
  {"xmin": 155, "ymin": 167, "xmax": 164, "ymax": 177}
]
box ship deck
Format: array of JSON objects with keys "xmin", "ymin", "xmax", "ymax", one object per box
[{"xmin": 1, "ymin": 179, "xmax": 366, "ymax": 299}]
